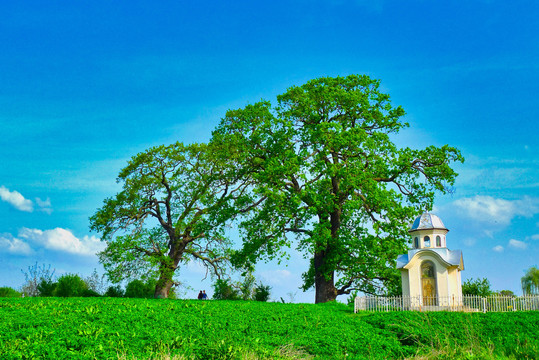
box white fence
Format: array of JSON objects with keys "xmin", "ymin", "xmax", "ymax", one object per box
[{"xmin": 354, "ymin": 295, "xmax": 539, "ymax": 313}]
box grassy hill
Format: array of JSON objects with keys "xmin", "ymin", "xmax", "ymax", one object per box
[{"xmin": 0, "ymin": 298, "xmax": 537, "ymax": 359}]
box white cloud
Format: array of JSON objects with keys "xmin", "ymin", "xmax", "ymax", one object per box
[
  {"xmin": 508, "ymin": 239, "xmax": 528, "ymax": 250},
  {"xmin": 492, "ymin": 245, "xmax": 504, "ymax": 253},
  {"xmin": 530, "ymin": 234, "xmax": 539, "ymax": 241},
  {"xmin": 18, "ymin": 227, "xmax": 104, "ymax": 256},
  {"xmin": 0, "ymin": 185, "xmax": 33, "ymax": 212},
  {"xmin": 452, "ymin": 195, "xmax": 539, "ymax": 226},
  {"xmin": 0, "ymin": 235, "xmax": 33, "ymax": 255}
]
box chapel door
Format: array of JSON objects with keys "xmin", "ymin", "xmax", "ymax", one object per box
[{"xmin": 421, "ymin": 261, "xmax": 437, "ymax": 306}]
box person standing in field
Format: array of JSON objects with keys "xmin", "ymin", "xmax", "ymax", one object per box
[
  {"xmin": 198, "ymin": 291, "xmax": 203, "ymax": 300},
  {"xmin": 202, "ymin": 290, "xmax": 207, "ymax": 300}
]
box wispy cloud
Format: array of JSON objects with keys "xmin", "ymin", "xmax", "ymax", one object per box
[
  {"xmin": 260, "ymin": 269, "xmax": 292, "ymax": 286},
  {"xmin": 492, "ymin": 245, "xmax": 504, "ymax": 253},
  {"xmin": 452, "ymin": 195, "xmax": 539, "ymax": 226},
  {"xmin": 0, "ymin": 185, "xmax": 33, "ymax": 212},
  {"xmin": 35, "ymin": 197, "xmax": 53, "ymax": 214},
  {"xmin": 508, "ymin": 239, "xmax": 527, "ymax": 250}
]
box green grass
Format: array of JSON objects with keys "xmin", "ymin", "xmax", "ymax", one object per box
[{"xmin": 0, "ymin": 298, "xmax": 537, "ymax": 359}]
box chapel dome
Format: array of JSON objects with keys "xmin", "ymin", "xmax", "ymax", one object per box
[{"xmin": 409, "ymin": 212, "xmax": 448, "ymax": 232}]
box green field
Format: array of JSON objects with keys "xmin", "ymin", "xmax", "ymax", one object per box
[{"xmin": 1, "ymin": 298, "xmax": 537, "ymax": 359}]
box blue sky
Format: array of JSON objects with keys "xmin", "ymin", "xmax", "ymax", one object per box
[{"xmin": 1, "ymin": 1, "xmax": 538, "ymax": 302}]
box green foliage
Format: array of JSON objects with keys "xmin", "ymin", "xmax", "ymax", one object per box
[
  {"xmin": 90, "ymin": 142, "xmax": 250, "ymax": 298},
  {"xmin": 0, "ymin": 287, "xmax": 21, "ymax": 298},
  {"xmin": 81, "ymin": 289, "xmax": 101, "ymax": 297},
  {"xmin": 0, "ymin": 298, "xmax": 537, "ymax": 359},
  {"xmin": 522, "ymin": 266, "xmax": 539, "ymax": 295},
  {"xmin": 104, "ymin": 285, "xmax": 124, "ymax": 298},
  {"xmin": 253, "ymin": 283, "xmax": 271, "ymax": 302},
  {"xmin": 37, "ymin": 279, "xmax": 57, "ymax": 297},
  {"xmin": 462, "ymin": 277, "xmax": 492, "ymax": 297},
  {"xmin": 212, "ymin": 279, "xmax": 239, "ymax": 300},
  {"xmin": 54, "ymin": 274, "xmax": 88, "ymax": 297},
  {"xmin": 124, "ymin": 279, "xmax": 156, "ymax": 299},
  {"xmin": 496, "ymin": 289, "xmax": 516, "ymax": 297},
  {"xmin": 212, "ymin": 74, "xmax": 463, "ymax": 302}
]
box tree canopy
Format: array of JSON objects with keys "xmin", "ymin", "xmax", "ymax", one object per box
[
  {"xmin": 462, "ymin": 278, "xmax": 493, "ymax": 297},
  {"xmin": 90, "ymin": 142, "xmax": 250, "ymax": 298},
  {"xmin": 212, "ymin": 74, "xmax": 463, "ymax": 303},
  {"xmin": 522, "ymin": 266, "xmax": 539, "ymax": 295}
]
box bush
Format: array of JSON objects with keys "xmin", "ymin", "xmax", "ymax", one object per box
[
  {"xmin": 54, "ymin": 274, "xmax": 88, "ymax": 297},
  {"xmin": 253, "ymin": 283, "xmax": 271, "ymax": 302},
  {"xmin": 37, "ymin": 279, "xmax": 57, "ymax": 297},
  {"xmin": 212, "ymin": 279, "xmax": 239, "ymax": 300},
  {"xmin": 105, "ymin": 285, "xmax": 124, "ymax": 298},
  {"xmin": 82, "ymin": 289, "xmax": 101, "ymax": 297},
  {"xmin": 0, "ymin": 287, "xmax": 21, "ymax": 298},
  {"xmin": 124, "ymin": 279, "xmax": 156, "ymax": 298}
]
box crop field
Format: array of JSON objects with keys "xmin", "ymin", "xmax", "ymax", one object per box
[{"xmin": 0, "ymin": 298, "xmax": 538, "ymax": 359}]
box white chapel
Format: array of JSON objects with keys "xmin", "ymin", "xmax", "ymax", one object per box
[{"xmin": 397, "ymin": 212, "xmax": 464, "ymax": 305}]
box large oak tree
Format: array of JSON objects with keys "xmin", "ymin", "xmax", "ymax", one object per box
[
  {"xmin": 212, "ymin": 75, "xmax": 464, "ymax": 303},
  {"xmin": 90, "ymin": 142, "xmax": 250, "ymax": 298}
]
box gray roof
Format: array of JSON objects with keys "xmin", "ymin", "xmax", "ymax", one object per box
[
  {"xmin": 397, "ymin": 248, "xmax": 463, "ymax": 270},
  {"xmin": 409, "ymin": 212, "xmax": 448, "ymax": 232}
]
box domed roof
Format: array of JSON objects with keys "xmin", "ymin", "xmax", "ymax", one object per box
[{"xmin": 409, "ymin": 212, "xmax": 448, "ymax": 232}]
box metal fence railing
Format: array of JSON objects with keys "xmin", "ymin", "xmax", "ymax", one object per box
[{"xmin": 354, "ymin": 295, "xmax": 539, "ymax": 313}]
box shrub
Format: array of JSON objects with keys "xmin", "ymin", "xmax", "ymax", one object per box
[
  {"xmin": 105, "ymin": 285, "xmax": 124, "ymax": 298},
  {"xmin": 0, "ymin": 287, "xmax": 21, "ymax": 298},
  {"xmin": 212, "ymin": 279, "xmax": 239, "ymax": 300},
  {"xmin": 124, "ymin": 279, "xmax": 156, "ymax": 298},
  {"xmin": 54, "ymin": 274, "xmax": 88, "ymax": 297},
  {"xmin": 37, "ymin": 279, "xmax": 57, "ymax": 297},
  {"xmin": 82, "ymin": 289, "xmax": 101, "ymax": 297},
  {"xmin": 253, "ymin": 283, "xmax": 271, "ymax": 302}
]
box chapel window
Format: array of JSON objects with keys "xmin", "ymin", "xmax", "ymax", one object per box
[
  {"xmin": 436, "ymin": 235, "xmax": 441, "ymax": 247},
  {"xmin": 414, "ymin": 237, "xmax": 419, "ymax": 249},
  {"xmin": 424, "ymin": 236, "xmax": 431, "ymax": 248}
]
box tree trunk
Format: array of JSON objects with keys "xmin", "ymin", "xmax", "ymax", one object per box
[
  {"xmin": 314, "ymin": 250, "xmax": 338, "ymax": 303},
  {"xmin": 154, "ymin": 277, "xmax": 174, "ymax": 299}
]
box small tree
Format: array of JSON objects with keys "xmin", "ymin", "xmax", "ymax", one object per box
[
  {"xmin": 54, "ymin": 274, "xmax": 88, "ymax": 297},
  {"xmin": 105, "ymin": 285, "xmax": 124, "ymax": 298},
  {"xmin": 521, "ymin": 266, "xmax": 539, "ymax": 295},
  {"xmin": 212, "ymin": 279, "xmax": 239, "ymax": 300},
  {"xmin": 85, "ymin": 269, "xmax": 106, "ymax": 295},
  {"xmin": 20, "ymin": 262, "xmax": 55, "ymax": 297},
  {"xmin": 253, "ymin": 283, "xmax": 271, "ymax": 302},
  {"xmin": 37, "ymin": 279, "xmax": 57, "ymax": 297},
  {"xmin": 239, "ymin": 271, "xmax": 256, "ymax": 300},
  {"xmin": 462, "ymin": 278, "xmax": 492, "ymax": 297}
]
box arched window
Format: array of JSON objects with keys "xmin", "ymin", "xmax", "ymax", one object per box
[
  {"xmin": 414, "ymin": 237, "xmax": 419, "ymax": 249},
  {"xmin": 436, "ymin": 235, "xmax": 441, "ymax": 247},
  {"xmin": 421, "ymin": 261, "xmax": 437, "ymax": 305},
  {"xmin": 424, "ymin": 236, "xmax": 431, "ymax": 248}
]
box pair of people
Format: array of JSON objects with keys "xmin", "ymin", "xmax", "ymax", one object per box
[{"xmin": 197, "ymin": 290, "xmax": 207, "ymax": 300}]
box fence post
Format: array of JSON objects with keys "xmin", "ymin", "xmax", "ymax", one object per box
[{"xmin": 482, "ymin": 297, "xmax": 487, "ymax": 313}]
